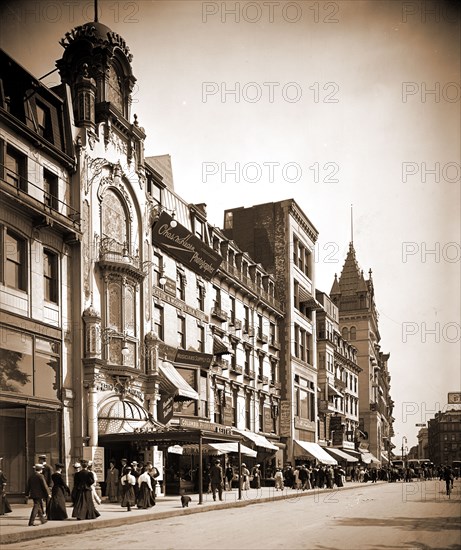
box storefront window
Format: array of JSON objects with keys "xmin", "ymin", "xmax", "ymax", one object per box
[
  {"xmin": 0, "ymin": 406, "xmax": 61, "ymax": 495},
  {"xmin": 0, "ymin": 330, "xmax": 33, "ymax": 395}
]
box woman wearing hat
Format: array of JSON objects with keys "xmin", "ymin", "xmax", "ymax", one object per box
[
  {"xmin": 72, "ymin": 460, "xmax": 100, "ymax": 520},
  {"xmin": 48, "ymin": 463, "xmax": 70, "ymax": 520}
]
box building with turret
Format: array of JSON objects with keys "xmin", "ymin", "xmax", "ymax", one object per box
[{"xmin": 330, "ymin": 243, "xmax": 394, "ymax": 464}]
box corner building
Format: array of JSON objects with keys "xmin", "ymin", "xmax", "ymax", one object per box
[{"xmin": 0, "ymin": 50, "xmax": 81, "ymax": 498}]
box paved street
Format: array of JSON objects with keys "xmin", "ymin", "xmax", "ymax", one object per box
[{"xmin": 5, "ymin": 480, "xmax": 460, "ymax": 550}]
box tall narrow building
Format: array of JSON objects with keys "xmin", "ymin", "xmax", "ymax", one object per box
[
  {"xmin": 330, "ymin": 243, "xmax": 394, "ymax": 463},
  {"xmin": 224, "ymin": 200, "xmax": 335, "ymax": 466}
]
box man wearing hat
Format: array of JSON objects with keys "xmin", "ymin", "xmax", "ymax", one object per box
[
  {"xmin": 210, "ymin": 460, "xmax": 224, "ymax": 501},
  {"xmin": 38, "ymin": 455, "xmax": 53, "ymax": 487},
  {"xmin": 25, "ymin": 464, "xmax": 50, "ymax": 526}
]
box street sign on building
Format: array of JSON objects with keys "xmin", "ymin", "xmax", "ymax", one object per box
[{"xmin": 448, "ymin": 392, "xmax": 461, "ymax": 404}]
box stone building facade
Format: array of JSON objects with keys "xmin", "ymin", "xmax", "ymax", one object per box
[
  {"xmin": 0, "ymin": 49, "xmax": 80, "ymax": 497},
  {"xmin": 330, "ymin": 243, "xmax": 394, "ymax": 464}
]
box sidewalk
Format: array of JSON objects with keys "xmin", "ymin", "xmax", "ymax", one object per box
[{"xmin": 0, "ymin": 482, "xmax": 385, "ymax": 545}]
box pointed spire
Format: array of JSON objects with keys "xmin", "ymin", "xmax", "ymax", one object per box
[
  {"xmin": 94, "ymin": 0, "xmax": 99, "ymax": 22},
  {"xmin": 330, "ymin": 273, "xmax": 341, "ymax": 295},
  {"xmin": 357, "ymin": 269, "xmax": 368, "ymax": 292}
]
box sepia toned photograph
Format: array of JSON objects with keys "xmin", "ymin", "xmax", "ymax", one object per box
[{"xmin": 0, "ymin": 1, "xmax": 460, "ymax": 548}]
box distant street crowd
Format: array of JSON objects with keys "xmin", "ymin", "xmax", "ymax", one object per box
[{"xmin": 0, "ymin": 457, "xmax": 458, "ymax": 525}]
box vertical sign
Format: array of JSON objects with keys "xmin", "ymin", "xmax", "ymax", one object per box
[{"xmin": 279, "ymin": 400, "xmax": 292, "ymax": 437}]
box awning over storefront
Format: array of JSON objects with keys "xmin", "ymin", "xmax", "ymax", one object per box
[
  {"xmin": 213, "ymin": 335, "xmax": 231, "ymax": 356},
  {"xmin": 325, "ymin": 447, "xmax": 358, "ymax": 463},
  {"xmin": 209, "ymin": 442, "xmax": 257, "ymax": 457},
  {"xmin": 158, "ymin": 361, "xmax": 199, "ymax": 401},
  {"xmin": 360, "ymin": 451, "xmax": 381, "ymax": 464},
  {"xmin": 294, "ymin": 441, "xmax": 337, "ymax": 465},
  {"xmin": 235, "ymin": 429, "xmax": 279, "ymax": 451}
]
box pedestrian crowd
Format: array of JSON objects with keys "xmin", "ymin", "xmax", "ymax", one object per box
[{"xmin": 0, "ymin": 456, "xmax": 458, "ymax": 525}]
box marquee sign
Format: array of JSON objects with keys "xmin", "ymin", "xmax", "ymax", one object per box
[
  {"xmin": 175, "ymin": 349, "xmax": 214, "ymax": 369},
  {"xmin": 152, "ymin": 212, "xmax": 222, "ymax": 280}
]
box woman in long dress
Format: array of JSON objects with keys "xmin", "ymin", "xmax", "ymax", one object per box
[
  {"xmin": 72, "ymin": 460, "xmax": 100, "ymax": 520},
  {"xmin": 105, "ymin": 460, "xmax": 119, "ymax": 502},
  {"xmin": 136, "ymin": 467, "xmax": 153, "ymax": 509},
  {"xmin": 120, "ymin": 467, "xmax": 136, "ymax": 512},
  {"xmin": 0, "ymin": 461, "xmax": 12, "ymax": 515},
  {"xmin": 48, "ymin": 463, "xmax": 70, "ymax": 520}
]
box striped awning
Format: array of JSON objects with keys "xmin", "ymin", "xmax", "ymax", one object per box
[
  {"xmin": 158, "ymin": 361, "xmax": 199, "ymax": 401},
  {"xmin": 235, "ymin": 429, "xmax": 279, "ymax": 451},
  {"xmin": 325, "ymin": 447, "xmax": 358, "ymax": 463},
  {"xmin": 213, "ymin": 335, "xmax": 231, "ymax": 356},
  {"xmin": 294, "ymin": 441, "xmax": 337, "ymax": 465}
]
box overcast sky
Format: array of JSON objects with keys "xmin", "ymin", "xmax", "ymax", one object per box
[{"xmin": 1, "ymin": 0, "xmax": 460, "ymax": 450}]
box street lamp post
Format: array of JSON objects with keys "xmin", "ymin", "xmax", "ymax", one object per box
[{"xmin": 401, "ymin": 436, "xmax": 408, "ymax": 467}]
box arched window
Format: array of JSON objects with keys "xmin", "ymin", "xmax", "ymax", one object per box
[
  {"xmin": 350, "ymin": 326, "xmax": 357, "ymax": 340},
  {"xmin": 102, "ymin": 189, "xmax": 129, "ymax": 252},
  {"xmin": 107, "ymin": 64, "xmax": 124, "ymax": 115},
  {"xmin": 341, "ymin": 327, "xmax": 349, "ymax": 341}
]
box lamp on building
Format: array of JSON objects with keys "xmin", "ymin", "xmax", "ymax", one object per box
[
  {"xmin": 169, "ymin": 211, "xmax": 177, "ymax": 228},
  {"xmin": 121, "ymin": 339, "xmax": 130, "ymax": 356},
  {"xmin": 152, "ymin": 205, "xmax": 178, "ymax": 228}
]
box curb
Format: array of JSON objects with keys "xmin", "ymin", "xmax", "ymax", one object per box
[{"xmin": 0, "ymin": 482, "xmax": 386, "ymax": 545}]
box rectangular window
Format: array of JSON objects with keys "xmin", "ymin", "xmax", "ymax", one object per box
[
  {"xmin": 5, "ymin": 145, "xmax": 27, "ymax": 191},
  {"xmin": 197, "ymin": 281, "xmax": 205, "ymax": 311},
  {"xmin": 3, "ymin": 229, "xmax": 27, "ymax": 291},
  {"xmin": 258, "ymin": 354, "xmax": 264, "ymax": 378},
  {"xmin": 176, "ymin": 269, "xmax": 186, "ymax": 301},
  {"xmin": 269, "ymin": 322, "xmax": 276, "ymax": 345},
  {"xmin": 177, "ymin": 315, "xmax": 186, "ymax": 349},
  {"xmin": 243, "ymin": 305, "xmax": 250, "ymax": 333},
  {"xmin": 259, "ymin": 398, "xmax": 264, "ymax": 431},
  {"xmin": 245, "ymin": 394, "xmax": 251, "ymax": 430},
  {"xmin": 43, "ymin": 169, "xmax": 59, "ymax": 210},
  {"xmin": 197, "ymin": 324, "xmax": 205, "ymax": 353},
  {"xmin": 146, "ymin": 176, "xmax": 162, "ymax": 204},
  {"xmin": 270, "ymin": 359, "xmax": 277, "ymax": 384},
  {"xmin": 43, "ymin": 250, "xmax": 58, "ymax": 303},
  {"xmin": 257, "ymin": 314, "xmax": 263, "ymax": 338},
  {"xmin": 199, "ymin": 374, "xmax": 208, "ymax": 418},
  {"xmin": 194, "ymin": 218, "xmax": 205, "ymax": 240},
  {"xmin": 35, "ymin": 101, "xmax": 53, "ymax": 142},
  {"xmin": 153, "ymin": 305, "xmax": 164, "ymax": 340},
  {"xmin": 244, "ymin": 347, "xmax": 251, "ymax": 374},
  {"xmin": 213, "ymin": 286, "xmax": 221, "ymax": 308},
  {"xmin": 294, "ymin": 280, "xmax": 299, "ymax": 310},
  {"xmin": 153, "ymin": 252, "xmax": 163, "ymax": 287},
  {"xmin": 229, "ymin": 296, "xmax": 236, "ymax": 324}
]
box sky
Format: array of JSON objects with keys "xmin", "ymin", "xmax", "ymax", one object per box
[{"xmin": 1, "ymin": 0, "xmax": 460, "ymax": 450}]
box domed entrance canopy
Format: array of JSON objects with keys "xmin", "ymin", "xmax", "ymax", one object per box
[{"xmin": 98, "ymin": 397, "xmax": 161, "ymax": 435}]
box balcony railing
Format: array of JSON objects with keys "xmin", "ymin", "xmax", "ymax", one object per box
[
  {"xmin": 243, "ymin": 326, "xmax": 255, "ymax": 338},
  {"xmin": 258, "ymin": 375, "xmax": 269, "ymax": 384},
  {"xmin": 215, "ymin": 357, "xmax": 230, "ymax": 369},
  {"xmin": 1, "ymin": 166, "xmax": 81, "ymax": 232},
  {"xmin": 257, "ymin": 332, "xmax": 268, "ymax": 344},
  {"xmin": 211, "ymin": 306, "xmax": 228, "ymax": 322},
  {"xmin": 269, "ymin": 338, "xmax": 280, "ymax": 350},
  {"xmin": 244, "ymin": 369, "xmax": 255, "ymax": 380},
  {"xmin": 219, "ymin": 260, "xmax": 283, "ymax": 311},
  {"xmin": 231, "ymin": 364, "xmax": 243, "ymax": 374}
]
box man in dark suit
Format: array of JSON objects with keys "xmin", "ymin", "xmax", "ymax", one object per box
[
  {"xmin": 38, "ymin": 454, "xmax": 52, "ymax": 515},
  {"xmin": 26, "ymin": 464, "xmax": 50, "ymax": 526}
]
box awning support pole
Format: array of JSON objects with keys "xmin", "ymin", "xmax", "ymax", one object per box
[
  {"xmin": 198, "ymin": 434, "xmax": 203, "ymax": 505},
  {"xmin": 238, "ymin": 441, "xmax": 242, "ymax": 501}
]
